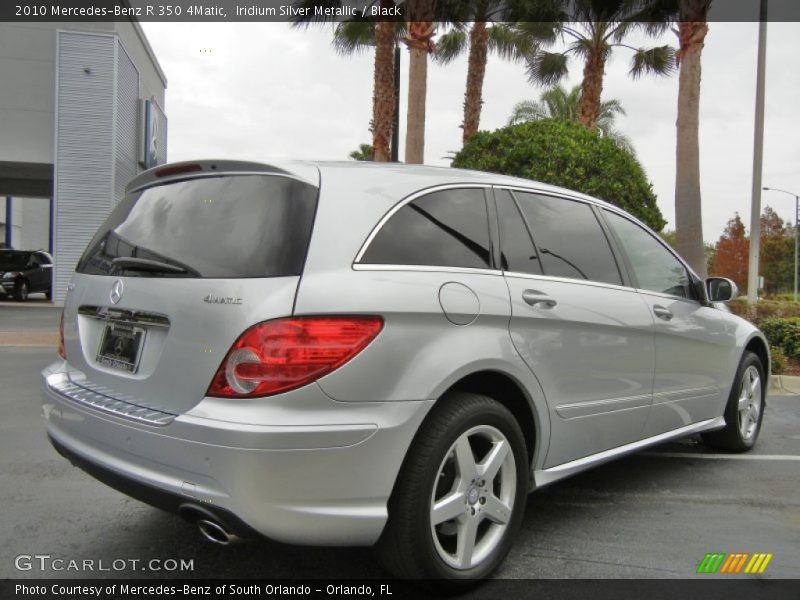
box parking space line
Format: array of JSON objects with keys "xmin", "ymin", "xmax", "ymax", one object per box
[{"xmin": 643, "ymin": 452, "xmax": 800, "ymax": 461}]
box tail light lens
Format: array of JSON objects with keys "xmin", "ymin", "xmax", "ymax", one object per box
[
  {"xmin": 207, "ymin": 316, "xmax": 383, "ymax": 398},
  {"xmin": 58, "ymin": 312, "xmax": 66, "ymax": 359}
]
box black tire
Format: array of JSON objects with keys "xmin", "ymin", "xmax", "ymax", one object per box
[
  {"xmin": 16, "ymin": 280, "xmax": 29, "ymax": 302},
  {"xmin": 375, "ymin": 392, "xmax": 528, "ymax": 590},
  {"xmin": 702, "ymin": 351, "xmax": 765, "ymax": 452}
]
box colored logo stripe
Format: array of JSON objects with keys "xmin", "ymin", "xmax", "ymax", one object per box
[
  {"xmin": 745, "ymin": 553, "xmax": 774, "ymax": 574},
  {"xmin": 697, "ymin": 552, "xmax": 773, "ymax": 574},
  {"xmin": 697, "ymin": 553, "xmax": 726, "ymax": 573}
]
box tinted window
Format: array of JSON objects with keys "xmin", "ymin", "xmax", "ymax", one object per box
[
  {"xmin": 603, "ymin": 210, "xmax": 692, "ymax": 298},
  {"xmin": 496, "ymin": 190, "xmax": 542, "ymax": 275},
  {"xmin": 515, "ymin": 192, "xmax": 622, "ymax": 285},
  {"xmin": 360, "ymin": 188, "xmax": 491, "ymax": 269},
  {"xmin": 77, "ymin": 175, "xmax": 318, "ymax": 278},
  {"xmin": 0, "ymin": 251, "xmax": 29, "ymax": 268}
]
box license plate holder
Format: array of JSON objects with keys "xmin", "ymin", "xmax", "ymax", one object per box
[{"xmin": 96, "ymin": 323, "xmax": 145, "ymax": 373}]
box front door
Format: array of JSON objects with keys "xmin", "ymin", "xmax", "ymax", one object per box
[{"xmin": 601, "ymin": 209, "xmax": 735, "ymax": 436}]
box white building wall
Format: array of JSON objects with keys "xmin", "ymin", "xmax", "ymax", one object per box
[{"xmin": 53, "ymin": 31, "xmax": 116, "ymax": 302}]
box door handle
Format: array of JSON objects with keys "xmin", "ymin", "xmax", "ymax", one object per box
[
  {"xmin": 653, "ymin": 305, "xmax": 673, "ymax": 321},
  {"xmin": 522, "ymin": 289, "xmax": 557, "ymax": 308}
]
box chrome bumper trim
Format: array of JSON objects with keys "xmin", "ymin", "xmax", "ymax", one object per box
[{"xmin": 47, "ymin": 377, "xmax": 175, "ymax": 426}]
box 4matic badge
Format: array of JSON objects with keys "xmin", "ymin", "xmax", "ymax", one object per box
[{"xmin": 203, "ymin": 294, "xmax": 242, "ymax": 305}]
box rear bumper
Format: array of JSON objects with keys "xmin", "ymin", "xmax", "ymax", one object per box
[{"xmin": 41, "ymin": 364, "xmax": 433, "ymax": 546}]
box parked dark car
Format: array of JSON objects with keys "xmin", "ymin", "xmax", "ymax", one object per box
[{"xmin": 0, "ymin": 249, "xmax": 53, "ymax": 301}]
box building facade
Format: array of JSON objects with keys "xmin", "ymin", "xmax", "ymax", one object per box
[{"xmin": 0, "ymin": 21, "xmax": 167, "ymax": 302}]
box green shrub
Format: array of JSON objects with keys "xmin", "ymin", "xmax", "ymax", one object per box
[
  {"xmin": 730, "ymin": 298, "xmax": 800, "ymax": 321},
  {"xmin": 757, "ymin": 317, "xmax": 800, "ymax": 360},
  {"xmin": 769, "ymin": 345, "xmax": 788, "ymax": 373},
  {"xmin": 451, "ymin": 119, "xmax": 666, "ymax": 231}
]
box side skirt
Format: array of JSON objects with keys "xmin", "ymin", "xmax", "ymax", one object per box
[{"xmin": 532, "ymin": 416, "xmax": 726, "ymax": 489}]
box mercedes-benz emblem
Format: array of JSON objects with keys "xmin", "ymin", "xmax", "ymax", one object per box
[{"xmin": 110, "ymin": 279, "xmax": 124, "ymax": 304}]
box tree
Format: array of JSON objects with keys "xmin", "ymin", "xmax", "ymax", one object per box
[
  {"xmin": 525, "ymin": 1, "xmax": 676, "ymax": 130},
  {"xmin": 403, "ymin": 0, "xmax": 437, "ymax": 164},
  {"xmin": 452, "ymin": 119, "xmax": 665, "ymax": 230},
  {"xmin": 508, "ymin": 84, "xmax": 634, "ymax": 153},
  {"xmin": 759, "ymin": 206, "xmax": 794, "ymax": 295},
  {"xmin": 710, "ymin": 214, "xmax": 749, "ymax": 293},
  {"xmin": 350, "ymin": 143, "xmax": 374, "ymax": 161},
  {"xmin": 433, "ymin": 2, "xmax": 545, "ymax": 145},
  {"xmin": 674, "ymin": 0, "xmax": 712, "ymax": 278},
  {"xmin": 292, "ymin": 2, "xmax": 402, "ymax": 162}
]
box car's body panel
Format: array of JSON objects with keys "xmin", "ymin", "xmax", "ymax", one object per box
[
  {"xmin": 61, "ymin": 274, "xmax": 301, "ymax": 415},
  {"xmin": 504, "ymin": 274, "xmax": 657, "ymax": 467}
]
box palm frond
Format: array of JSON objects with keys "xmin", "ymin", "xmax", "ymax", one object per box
[
  {"xmin": 508, "ymin": 99, "xmax": 550, "ymax": 125},
  {"xmin": 526, "ymin": 51, "xmax": 569, "ymax": 87},
  {"xmin": 332, "ymin": 21, "xmax": 376, "ymax": 54},
  {"xmin": 433, "ymin": 29, "xmax": 468, "ymax": 65},
  {"xmin": 488, "ymin": 24, "xmax": 538, "ymax": 62},
  {"xmin": 629, "ymin": 45, "xmax": 677, "ymax": 79}
]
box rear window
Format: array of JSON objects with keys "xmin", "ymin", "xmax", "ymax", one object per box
[
  {"xmin": 77, "ymin": 175, "xmax": 318, "ymax": 278},
  {"xmin": 0, "ymin": 251, "xmax": 30, "ymax": 268}
]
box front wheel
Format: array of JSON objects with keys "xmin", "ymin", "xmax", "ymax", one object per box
[
  {"xmin": 702, "ymin": 351, "xmax": 765, "ymax": 452},
  {"xmin": 375, "ymin": 392, "xmax": 528, "ymax": 589},
  {"xmin": 15, "ymin": 281, "xmax": 29, "ymax": 302}
]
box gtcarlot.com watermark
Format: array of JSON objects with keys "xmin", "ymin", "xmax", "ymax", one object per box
[{"xmin": 14, "ymin": 554, "xmax": 194, "ymax": 573}]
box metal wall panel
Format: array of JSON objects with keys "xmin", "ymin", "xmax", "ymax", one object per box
[
  {"xmin": 54, "ymin": 31, "xmax": 115, "ymax": 303},
  {"xmin": 115, "ymin": 41, "xmax": 139, "ymax": 204}
]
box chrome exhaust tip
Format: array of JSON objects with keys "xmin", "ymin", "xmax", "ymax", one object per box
[{"xmin": 197, "ymin": 518, "xmax": 241, "ymax": 546}]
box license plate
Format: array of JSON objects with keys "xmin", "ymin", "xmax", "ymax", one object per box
[{"xmin": 96, "ymin": 323, "xmax": 145, "ymax": 373}]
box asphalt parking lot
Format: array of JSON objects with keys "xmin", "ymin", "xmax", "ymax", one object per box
[{"xmin": 1, "ymin": 305, "xmax": 798, "ymax": 582}]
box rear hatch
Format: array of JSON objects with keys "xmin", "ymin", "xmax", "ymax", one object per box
[{"xmin": 62, "ymin": 167, "xmax": 319, "ymax": 415}]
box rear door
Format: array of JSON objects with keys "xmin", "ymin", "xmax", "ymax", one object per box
[
  {"xmin": 600, "ymin": 209, "xmax": 734, "ymax": 435},
  {"xmin": 495, "ymin": 189, "xmax": 655, "ymax": 467},
  {"xmin": 62, "ymin": 173, "xmax": 319, "ymax": 415}
]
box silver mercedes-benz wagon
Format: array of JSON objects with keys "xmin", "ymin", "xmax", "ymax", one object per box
[{"xmin": 42, "ymin": 160, "xmax": 768, "ymax": 585}]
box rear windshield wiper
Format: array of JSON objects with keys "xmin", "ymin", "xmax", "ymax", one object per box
[{"xmin": 111, "ymin": 257, "xmax": 190, "ymax": 274}]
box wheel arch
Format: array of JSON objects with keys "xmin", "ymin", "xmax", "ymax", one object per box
[
  {"xmin": 745, "ymin": 333, "xmax": 771, "ymax": 380},
  {"xmin": 446, "ymin": 370, "xmax": 539, "ymax": 469}
]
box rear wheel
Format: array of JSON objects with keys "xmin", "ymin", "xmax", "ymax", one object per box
[
  {"xmin": 702, "ymin": 351, "xmax": 765, "ymax": 452},
  {"xmin": 15, "ymin": 280, "xmax": 28, "ymax": 302},
  {"xmin": 375, "ymin": 392, "xmax": 528, "ymax": 589}
]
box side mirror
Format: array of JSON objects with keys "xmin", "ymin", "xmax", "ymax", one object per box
[{"xmin": 706, "ymin": 277, "xmax": 737, "ymax": 303}]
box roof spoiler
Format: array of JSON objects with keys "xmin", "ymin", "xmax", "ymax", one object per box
[{"xmin": 124, "ymin": 159, "xmax": 320, "ymax": 193}]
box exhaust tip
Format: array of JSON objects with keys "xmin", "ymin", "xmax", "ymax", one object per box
[{"xmin": 197, "ymin": 519, "xmax": 236, "ymax": 546}]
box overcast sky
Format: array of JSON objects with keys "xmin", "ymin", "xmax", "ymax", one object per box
[{"xmin": 141, "ymin": 20, "xmax": 800, "ymax": 242}]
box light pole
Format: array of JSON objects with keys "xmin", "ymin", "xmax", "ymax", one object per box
[{"xmin": 763, "ymin": 187, "xmax": 800, "ymax": 301}]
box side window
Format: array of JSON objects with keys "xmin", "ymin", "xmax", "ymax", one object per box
[
  {"xmin": 360, "ymin": 188, "xmax": 492, "ymax": 269},
  {"xmin": 603, "ymin": 210, "xmax": 693, "ymax": 298},
  {"xmin": 496, "ymin": 189, "xmax": 542, "ymax": 275},
  {"xmin": 515, "ymin": 192, "xmax": 622, "ymax": 285}
]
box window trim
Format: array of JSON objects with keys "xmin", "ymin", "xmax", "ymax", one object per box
[
  {"xmin": 598, "ymin": 207, "xmax": 701, "ymax": 304},
  {"xmin": 353, "ymin": 183, "xmax": 496, "ymax": 271}
]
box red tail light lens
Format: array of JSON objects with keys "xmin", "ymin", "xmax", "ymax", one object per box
[
  {"xmin": 207, "ymin": 316, "xmax": 384, "ymax": 398},
  {"xmin": 58, "ymin": 312, "xmax": 66, "ymax": 359}
]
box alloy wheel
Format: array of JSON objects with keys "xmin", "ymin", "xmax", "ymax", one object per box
[{"xmin": 429, "ymin": 424, "xmax": 517, "ymax": 570}]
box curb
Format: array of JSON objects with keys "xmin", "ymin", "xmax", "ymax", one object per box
[{"xmin": 769, "ymin": 375, "xmax": 800, "ymax": 395}]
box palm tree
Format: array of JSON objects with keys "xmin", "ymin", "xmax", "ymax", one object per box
[
  {"xmin": 508, "ymin": 84, "xmax": 634, "ymax": 153},
  {"xmin": 432, "ymin": 2, "xmax": 543, "ymax": 145},
  {"xmin": 292, "ymin": 2, "xmax": 402, "ymax": 162},
  {"xmin": 350, "ymin": 143, "xmax": 375, "ymax": 161},
  {"xmin": 403, "ymin": 0, "xmax": 437, "ymax": 164},
  {"xmin": 674, "ymin": 0, "xmax": 712, "ymax": 278},
  {"xmin": 525, "ymin": 1, "xmax": 676, "ymax": 130}
]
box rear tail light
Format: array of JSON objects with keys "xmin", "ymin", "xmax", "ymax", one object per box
[
  {"xmin": 58, "ymin": 312, "xmax": 66, "ymax": 359},
  {"xmin": 207, "ymin": 316, "xmax": 384, "ymax": 398}
]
